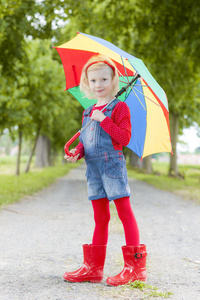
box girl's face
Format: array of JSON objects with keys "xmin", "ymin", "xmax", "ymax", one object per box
[{"xmin": 87, "ymin": 67, "xmax": 113, "ymax": 101}]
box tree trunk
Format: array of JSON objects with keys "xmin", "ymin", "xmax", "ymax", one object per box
[
  {"xmin": 35, "ymin": 135, "xmax": 51, "ymax": 168},
  {"xmin": 142, "ymin": 155, "xmax": 153, "ymax": 174},
  {"xmin": 50, "ymin": 148, "xmax": 58, "ymax": 166},
  {"xmin": 24, "ymin": 127, "xmax": 41, "ymax": 173},
  {"xmin": 129, "ymin": 151, "xmax": 143, "ymax": 168},
  {"xmin": 169, "ymin": 114, "xmax": 179, "ymax": 177},
  {"xmin": 16, "ymin": 126, "xmax": 22, "ymax": 176}
]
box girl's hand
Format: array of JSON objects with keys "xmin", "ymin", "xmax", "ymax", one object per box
[
  {"xmin": 64, "ymin": 148, "xmax": 80, "ymax": 163},
  {"xmin": 91, "ymin": 110, "xmax": 106, "ymax": 122}
]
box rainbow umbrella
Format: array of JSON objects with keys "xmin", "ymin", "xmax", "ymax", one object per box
[{"xmin": 54, "ymin": 32, "xmax": 172, "ymax": 159}]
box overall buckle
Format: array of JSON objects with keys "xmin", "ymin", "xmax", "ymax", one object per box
[{"xmin": 135, "ymin": 252, "xmax": 143, "ymax": 259}]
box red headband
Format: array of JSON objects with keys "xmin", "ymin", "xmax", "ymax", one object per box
[{"xmin": 86, "ymin": 61, "xmax": 115, "ymax": 74}]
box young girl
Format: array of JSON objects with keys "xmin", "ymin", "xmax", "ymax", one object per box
[{"xmin": 63, "ymin": 54, "xmax": 147, "ymax": 286}]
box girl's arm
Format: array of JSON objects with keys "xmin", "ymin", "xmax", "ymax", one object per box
[
  {"xmin": 64, "ymin": 110, "xmax": 85, "ymax": 161},
  {"xmin": 100, "ymin": 102, "xmax": 131, "ymax": 146},
  {"xmin": 75, "ymin": 110, "xmax": 85, "ymax": 159}
]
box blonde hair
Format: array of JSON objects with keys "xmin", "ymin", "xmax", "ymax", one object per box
[{"xmin": 80, "ymin": 54, "xmax": 119, "ymax": 99}]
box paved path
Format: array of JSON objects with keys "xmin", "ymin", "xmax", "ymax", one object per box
[{"xmin": 0, "ymin": 163, "xmax": 199, "ymax": 300}]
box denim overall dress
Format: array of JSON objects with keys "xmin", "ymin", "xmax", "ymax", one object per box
[{"xmin": 79, "ymin": 99, "xmax": 131, "ymax": 201}]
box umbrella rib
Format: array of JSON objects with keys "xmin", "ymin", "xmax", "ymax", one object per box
[
  {"xmin": 119, "ymin": 80, "xmax": 149, "ymax": 88},
  {"xmin": 121, "ymin": 56, "xmax": 130, "ymax": 84},
  {"xmin": 119, "ymin": 79, "xmax": 129, "ymax": 84},
  {"xmin": 117, "ymin": 69, "xmax": 129, "ymax": 83},
  {"xmin": 132, "ymin": 87, "xmax": 160, "ymax": 107},
  {"xmin": 134, "ymin": 84, "xmax": 149, "ymax": 87},
  {"xmin": 130, "ymin": 86, "xmax": 146, "ymax": 111},
  {"xmin": 117, "ymin": 68, "xmax": 131, "ymax": 98},
  {"xmin": 119, "ymin": 58, "xmax": 139, "ymax": 100},
  {"xmin": 127, "ymin": 59, "xmax": 160, "ymax": 107}
]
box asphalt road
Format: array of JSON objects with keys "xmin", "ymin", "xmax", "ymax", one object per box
[{"xmin": 0, "ymin": 163, "xmax": 199, "ymax": 300}]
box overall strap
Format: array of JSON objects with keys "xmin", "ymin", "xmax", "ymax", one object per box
[
  {"xmin": 83, "ymin": 105, "xmax": 94, "ymax": 117},
  {"xmin": 106, "ymin": 98, "xmax": 120, "ymax": 111},
  {"xmin": 83, "ymin": 98, "xmax": 120, "ymax": 117}
]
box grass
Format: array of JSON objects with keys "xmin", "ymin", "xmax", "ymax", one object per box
[
  {"xmin": 127, "ymin": 161, "xmax": 200, "ymax": 203},
  {"xmin": 1, "ymin": 157, "xmax": 199, "ymax": 207},
  {"xmin": 0, "ymin": 156, "xmax": 81, "ymax": 207},
  {"xmin": 98, "ymin": 280, "xmax": 173, "ymax": 299},
  {"xmin": 123, "ymin": 281, "xmax": 173, "ymax": 299},
  {"xmin": 0, "ymin": 155, "xmax": 34, "ymax": 175}
]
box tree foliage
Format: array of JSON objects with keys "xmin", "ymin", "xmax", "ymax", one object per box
[{"xmin": 0, "ymin": 1, "xmax": 82, "ymax": 173}]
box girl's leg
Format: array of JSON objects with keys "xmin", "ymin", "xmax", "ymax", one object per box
[
  {"xmin": 92, "ymin": 198, "xmax": 110, "ymax": 245},
  {"xmin": 106, "ymin": 198, "xmax": 146, "ymax": 286},
  {"xmin": 114, "ymin": 197, "xmax": 139, "ymax": 246}
]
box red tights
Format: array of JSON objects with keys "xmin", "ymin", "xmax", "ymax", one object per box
[{"xmin": 91, "ymin": 197, "xmax": 139, "ymax": 246}]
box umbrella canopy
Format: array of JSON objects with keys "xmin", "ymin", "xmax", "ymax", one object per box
[{"xmin": 54, "ymin": 32, "xmax": 172, "ymax": 159}]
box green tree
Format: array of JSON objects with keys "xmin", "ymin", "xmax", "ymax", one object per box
[
  {"xmin": 0, "ymin": 0, "xmax": 37, "ymax": 76},
  {"xmin": 23, "ymin": 39, "xmax": 81, "ymax": 172},
  {"xmin": 132, "ymin": 0, "xmax": 200, "ymax": 176},
  {"xmin": 0, "ymin": 58, "xmax": 32, "ymax": 174},
  {"xmin": 0, "ymin": 0, "xmax": 81, "ymax": 173}
]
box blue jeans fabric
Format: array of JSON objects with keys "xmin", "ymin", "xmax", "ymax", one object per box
[{"xmin": 79, "ymin": 99, "xmax": 131, "ymax": 201}]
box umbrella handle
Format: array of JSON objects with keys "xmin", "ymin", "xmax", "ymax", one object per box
[{"xmin": 64, "ymin": 131, "xmax": 81, "ymax": 157}]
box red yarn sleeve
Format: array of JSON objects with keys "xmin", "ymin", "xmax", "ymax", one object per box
[
  {"xmin": 75, "ymin": 142, "xmax": 84, "ymax": 159},
  {"xmin": 75, "ymin": 101, "xmax": 131, "ymax": 156},
  {"xmin": 100, "ymin": 102, "xmax": 131, "ymax": 148}
]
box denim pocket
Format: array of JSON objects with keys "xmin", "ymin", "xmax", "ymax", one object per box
[
  {"xmin": 86, "ymin": 162, "xmax": 100, "ymax": 181},
  {"xmin": 105, "ymin": 157, "xmax": 125, "ymax": 179}
]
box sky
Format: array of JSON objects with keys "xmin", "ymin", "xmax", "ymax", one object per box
[{"xmin": 177, "ymin": 125, "xmax": 200, "ymax": 153}]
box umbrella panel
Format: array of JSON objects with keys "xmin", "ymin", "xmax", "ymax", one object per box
[
  {"xmin": 55, "ymin": 33, "xmax": 172, "ymax": 158},
  {"xmin": 55, "ymin": 48, "xmax": 135, "ymax": 92},
  {"xmin": 68, "ymin": 76, "xmax": 136, "ymax": 109}
]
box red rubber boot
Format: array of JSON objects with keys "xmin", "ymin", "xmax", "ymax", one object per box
[
  {"xmin": 106, "ymin": 244, "xmax": 147, "ymax": 286},
  {"xmin": 63, "ymin": 244, "xmax": 107, "ymax": 283}
]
